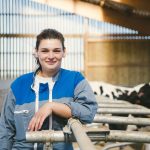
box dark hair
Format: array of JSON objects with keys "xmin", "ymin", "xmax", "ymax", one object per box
[
  {"xmin": 35, "ymin": 29, "xmax": 65, "ymax": 70},
  {"xmin": 35, "ymin": 28, "xmax": 65, "ymax": 50}
]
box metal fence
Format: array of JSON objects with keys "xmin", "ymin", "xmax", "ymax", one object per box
[{"xmin": 26, "ymin": 96, "xmax": 150, "ymax": 150}]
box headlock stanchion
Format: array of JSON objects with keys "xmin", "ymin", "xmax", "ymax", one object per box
[
  {"xmin": 26, "ymin": 118, "xmax": 107, "ymax": 150},
  {"xmin": 26, "ymin": 120, "xmax": 150, "ymax": 149},
  {"xmin": 26, "ymin": 96, "xmax": 150, "ymax": 149}
]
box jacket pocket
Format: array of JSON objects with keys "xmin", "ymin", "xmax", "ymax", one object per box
[{"xmin": 14, "ymin": 109, "xmax": 34, "ymax": 140}]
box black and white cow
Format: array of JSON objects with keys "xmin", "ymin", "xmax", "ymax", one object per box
[
  {"xmin": 89, "ymin": 81, "xmax": 150, "ymax": 130},
  {"xmin": 90, "ymin": 81, "xmax": 137, "ymax": 99},
  {"xmin": 89, "ymin": 81, "xmax": 150, "ymax": 108}
]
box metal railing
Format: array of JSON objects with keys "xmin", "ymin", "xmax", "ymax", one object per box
[
  {"xmin": 26, "ymin": 96, "xmax": 150, "ymax": 149},
  {"xmin": 26, "ymin": 118, "xmax": 99, "ymax": 150}
]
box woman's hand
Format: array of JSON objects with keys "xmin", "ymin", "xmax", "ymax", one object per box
[
  {"xmin": 28, "ymin": 102, "xmax": 52, "ymax": 131},
  {"xmin": 28, "ymin": 102, "xmax": 72, "ymax": 131}
]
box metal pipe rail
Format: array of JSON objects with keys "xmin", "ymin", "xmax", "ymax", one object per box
[
  {"xmin": 96, "ymin": 96, "xmax": 130, "ymax": 104},
  {"xmin": 97, "ymin": 108, "xmax": 150, "ymax": 115},
  {"xmin": 26, "ymin": 130, "xmax": 65, "ymax": 143},
  {"xmin": 98, "ymin": 103, "xmax": 143, "ymax": 109},
  {"xmin": 67, "ymin": 118, "xmax": 96, "ymax": 150},
  {"xmin": 94, "ymin": 114, "xmax": 150, "ymax": 125},
  {"xmin": 26, "ymin": 129, "xmax": 108, "ymax": 143},
  {"xmin": 108, "ymin": 131, "xmax": 150, "ymax": 143},
  {"xmin": 26, "ymin": 129, "xmax": 150, "ymax": 143},
  {"xmin": 97, "ymin": 99, "xmax": 130, "ymax": 104},
  {"xmin": 26, "ymin": 118, "xmax": 97, "ymax": 150}
]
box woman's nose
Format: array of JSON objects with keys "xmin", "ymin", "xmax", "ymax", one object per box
[{"xmin": 48, "ymin": 51, "xmax": 54, "ymax": 58}]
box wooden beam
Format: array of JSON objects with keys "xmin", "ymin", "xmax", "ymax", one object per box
[
  {"xmin": 43, "ymin": 0, "xmax": 104, "ymax": 20},
  {"xmin": 101, "ymin": 8, "xmax": 150, "ymax": 34},
  {"xmin": 32, "ymin": 0, "xmax": 150, "ymax": 34},
  {"xmin": 112, "ymin": 0, "xmax": 150, "ymax": 11}
]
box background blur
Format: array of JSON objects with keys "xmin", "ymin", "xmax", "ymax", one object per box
[{"xmin": 0, "ymin": 0, "xmax": 150, "ymax": 87}]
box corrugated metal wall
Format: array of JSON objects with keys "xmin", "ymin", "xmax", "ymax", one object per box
[
  {"xmin": 0, "ymin": 0, "xmax": 149, "ymax": 80},
  {"xmin": 0, "ymin": 0, "xmax": 85, "ymax": 79}
]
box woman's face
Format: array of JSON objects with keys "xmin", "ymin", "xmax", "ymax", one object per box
[{"xmin": 36, "ymin": 39, "xmax": 66, "ymax": 77}]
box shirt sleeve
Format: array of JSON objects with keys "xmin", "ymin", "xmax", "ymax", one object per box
[
  {"xmin": 0, "ymin": 89, "xmax": 16, "ymax": 149},
  {"xmin": 64, "ymin": 76, "xmax": 98, "ymax": 124}
]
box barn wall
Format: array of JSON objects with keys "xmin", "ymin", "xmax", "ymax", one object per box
[{"xmin": 85, "ymin": 40, "xmax": 150, "ymax": 86}]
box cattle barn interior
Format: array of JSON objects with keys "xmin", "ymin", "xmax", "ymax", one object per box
[
  {"xmin": 0, "ymin": 0, "xmax": 150, "ymax": 150},
  {"xmin": 42, "ymin": 0, "xmax": 150, "ymax": 87},
  {"xmin": 0, "ymin": 0, "xmax": 150, "ymax": 86}
]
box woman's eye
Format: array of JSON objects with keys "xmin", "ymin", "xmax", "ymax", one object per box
[
  {"xmin": 54, "ymin": 50, "xmax": 61, "ymax": 53},
  {"xmin": 41, "ymin": 50, "xmax": 48, "ymax": 52},
  {"xmin": 54, "ymin": 49, "xmax": 61, "ymax": 53}
]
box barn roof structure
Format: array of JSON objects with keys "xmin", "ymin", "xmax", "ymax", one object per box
[{"xmin": 33, "ymin": 0, "xmax": 150, "ymax": 35}]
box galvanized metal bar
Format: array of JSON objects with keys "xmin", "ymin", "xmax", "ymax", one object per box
[
  {"xmin": 68, "ymin": 118, "xmax": 96, "ymax": 150},
  {"xmin": 97, "ymin": 108, "xmax": 150, "ymax": 115},
  {"xmin": 26, "ymin": 129, "xmax": 150, "ymax": 143},
  {"xmin": 26, "ymin": 127, "xmax": 109, "ymax": 143},
  {"xmin": 96, "ymin": 99, "xmax": 130, "ymax": 105},
  {"xmin": 95, "ymin": 96, "xmax": 130, "ymax": 102},
  {"xmin": 107, "ymin": 131, "xmax": 150, "ymax": 143},
  {"xmin": 94, "ymin": 114, "xmax": 150, "ymax": 125},
  {"xmin": 26, "ymin": 130, "xmax": 65, "ymax": 143},
  {"xmin": 98, "ymin": 103, "xmax": 142, "ymax": 109},
  {"xmin": 97, "ymin": 100, "xmax": 130, "ymax": 104},
  {"xmin": 87, "ymin": 130, "xmax": 150, "ymax": 143}
]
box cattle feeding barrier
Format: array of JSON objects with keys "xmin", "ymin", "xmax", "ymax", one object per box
[
  {"xmin": 26, "ymin": 126, "xmax": 150, "ymax": 149},
  {"xmin": 26, "ymin": 96, "xmax": 150, "ymax": 149},
  {"xmin": 26, "ymin": 118, "xmax": 104, "ymax": 150}
]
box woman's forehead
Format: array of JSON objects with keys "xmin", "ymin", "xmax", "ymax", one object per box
[{"xmin": 39, "ymin": 39, "xmax": 63, "ymax": 49}]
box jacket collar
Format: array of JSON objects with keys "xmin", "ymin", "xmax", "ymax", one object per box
[{"xmin": 31, "ymin": 68, "xmax": 61, "ymax": 90}]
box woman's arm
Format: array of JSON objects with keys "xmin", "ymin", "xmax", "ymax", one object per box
[
  {"xmin": 0, "ymin": 89, "xmax": 15, "ymax": 149},
  {"xmin": 63, "ymin": 79, "xmax": 98, "ymax": 123}
]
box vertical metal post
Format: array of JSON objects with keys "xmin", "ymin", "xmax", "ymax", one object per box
[{"xmin": 43, "ymin": 142, "xmax": 52, "ymax": 150}]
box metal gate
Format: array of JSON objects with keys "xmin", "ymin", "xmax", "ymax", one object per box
[{"xmin": 26, "ymin": 96, "xmax": 150, "ymax": 150}]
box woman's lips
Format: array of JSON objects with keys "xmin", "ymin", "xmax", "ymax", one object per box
[{"xmin": 46, "ymin": 61, "xmax": 56, "ymax": 65}]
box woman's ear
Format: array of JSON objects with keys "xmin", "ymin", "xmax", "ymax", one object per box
[
  {"xmin": 33, "ymin": 49, "xmax": 38, "ymax": 58},
  {"xmin": 34, "ymin": 52, "xmax": 38, "ymax": 58}
]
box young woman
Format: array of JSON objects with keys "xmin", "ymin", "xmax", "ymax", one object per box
[{"xmin": 0, "ymin": 29, "xmax": 98, "ymax": 150}]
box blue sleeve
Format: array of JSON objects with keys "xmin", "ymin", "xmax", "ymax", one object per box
[
  {"xmin": 0, "ymin": 89, "xmax": 15, "ymax": 149},
  {"xmin": 64, "ymin": 72, "xmax": 98, "ymax": 123}
]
